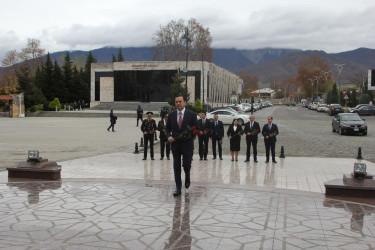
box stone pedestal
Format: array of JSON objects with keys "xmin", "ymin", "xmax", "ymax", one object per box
[
  {"xmin": 7, "ymin": 158, "xmax": 61, "ymax": 180},
  {"xmin": 325, "ymin": 173, "xmax": 375, "ymax": 198}
]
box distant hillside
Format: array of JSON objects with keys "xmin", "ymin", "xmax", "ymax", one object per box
[
  {"xmin": 237, "ymin": 50, "xmax": 369, "ymax": 83},
  {"xmin": 2, "ymin": 46, "xmax": 375, "ymax": 85}
]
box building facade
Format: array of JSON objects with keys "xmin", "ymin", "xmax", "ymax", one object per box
[{"xmin": 90, "ymin": 61, "xmax": 242, "ymax": 107}]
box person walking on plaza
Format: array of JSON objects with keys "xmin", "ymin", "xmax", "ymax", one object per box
[
  {"xmin": 107, "ymin": 109, "xmax": 117, "ymax": 132},
  {"xmin": 141, "ymin": 112, "xmax": 157, "ymax": 160},
  {"xmin": 166, "ymin": 95, "xmax": 197, "ymax": 196},
  {"xmin": 197, "ymin": 111, "xmax": 210, "ymax": 160},
  {"xmin": 136, "ymin": 105, "xmax": 143, "ymax": 126},
  {"xmin": 262, "ymin": 116, "xmax": 279, "ymax": 163},
  {"xmin": 158, "ymin": 113, "xmax": 170, "ymax": 160},
  {"xmin": 210, "ymin": 114, "xmax": 224, "ymax": 160},
  {"xmin": 227, "ymin": 119, "xmax": 243, "ymax": 161},
  {"xmin": 244, "ymin": 115, "xmax": 260, "ymax": 162}
]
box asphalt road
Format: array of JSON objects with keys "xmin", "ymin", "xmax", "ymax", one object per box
[{"xmin": 1, "ymin": 105, "xmax": 374, "ymax": 169}]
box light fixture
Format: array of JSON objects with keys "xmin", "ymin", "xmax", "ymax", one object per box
[
  {"xmin": 353, "ymin": 163, "xmax": 367, "ymax": 179},
  {"xmin": 27, "ymin": 150, "xmax": 40, "ymax": 162}
]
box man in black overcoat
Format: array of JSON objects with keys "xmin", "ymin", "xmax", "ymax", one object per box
[
  {"xmin": 158, "ymin": 113, "xmax": 170, "ymax": 160},
  {"xmin": 141, "ymin": 112, "xmax": 157, "ymax": 160},
  {"xmin": 166, "ymin": 95, "xmax": 197, "ymax": 196},
  {"xmin": 244, "ymin": 115, "xmax": 261, "ymax": 162},
  {"xmin": 261, "ymin": 116, "xmax": 279, "ymax": 163},
  {"xmin": 197, "ymin": 111, "xmax": 210, "ymax": 160},
  {"xmin": 136, "ymin": 105, "xmax": 143, "ymax": 126},
  {"xmin": 210, "ymin": 114, "xmax": 224, "ymax": 160}
]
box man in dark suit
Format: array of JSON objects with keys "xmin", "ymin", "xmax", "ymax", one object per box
[
  {"xmin": 141, "ymin": 112, "xmax": 157, "ymax": 160},
  {"xmin": 166, "ymin": 95, "xmax": 198, "ymax": 196},
  {"xmin": 136, "ymin": 105, "xmax": 143, "ymax": 126},
  {"xmin": 158, "ymin": 114, "xmax": 170, "ymax": 160},
  {"xmin": 261, "ymin": 116, "xmax": 279, "ymax": 163},
  {"xmin": 197, "ymin": 111, "xmax": 210, "ymax": 160},
  {"xmin": 244, "ymin": 115, "xmax": 260, "ymax": 162},
  {"xmin": 210, "ymin": 114, "xmax": 224, "ymax": 160}
]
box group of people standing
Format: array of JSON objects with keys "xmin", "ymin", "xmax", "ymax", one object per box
[{"xmin": 137, "ymin": 96, "xmax": 279, "ymax": 197}]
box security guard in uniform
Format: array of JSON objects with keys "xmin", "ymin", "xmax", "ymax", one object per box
[{"xmin": 141, "ymin": 111, "xmax": 157, "ymax": 160}]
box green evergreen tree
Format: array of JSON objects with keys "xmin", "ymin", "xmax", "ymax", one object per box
[
  {"xmin": 194, "ymin": 98, "xmax": 203, "ymax": 113},
  {"xmin": 117, "ymin": 47, "xmax": 124, "ymax": 62},
  {"xmin": 112, "ymin": 54, "xmax": 117, "ymax": 62},
  {"xmin": 362, "ymin": 79, "xmax": 374, "ymax": 101},
  {"xmin": 62, "ymin": 53, "xmax": 74, "ymax": 102},
  {"xmin": 359, "ymin": 94, "xmax": 371, "ymax": 104},
  {"xmin": 42, "ymin": 53, "xmax": 54, "ymax": 101},
  {"xmin": 82, "ymin": 51, "xmax": 97, "ymax": 102},
  {"xmin": 349, "ymin": 89, "xmax": 357, "ymax": 107},
  {"xmin": 53, "ymin": 59, "xmax": 66, "ymax": 102},
  {"xmin": 167, "ymin": 72, "xmax": 190, "ymax": 106},
  {"xmin": 16, "ymin": 65, "xmax": 46, "ymax": 108},
  {"xmin": 328, "ymin": 82, "xmax": 339, "ymax": 104}
]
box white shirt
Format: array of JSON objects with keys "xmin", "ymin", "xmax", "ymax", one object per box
[{"xmin": 233, "ymin": 125, "xmax": 237, "ymax": 131}]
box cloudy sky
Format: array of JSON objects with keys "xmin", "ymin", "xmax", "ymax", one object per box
[{"xmin": 1, "ymin": 0, "xmax": 375, "ymax": 62}]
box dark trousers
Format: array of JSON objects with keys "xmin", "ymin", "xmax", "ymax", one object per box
[
  {"xmin": 212, "ymin": 138, "xmax": 222, "ymax": 158},
  {"xmin": 107, "ymin": 122, "xmax": 115, "ymax": 131},
  {"xmin": 264, "ymin": 139, "xmax": 276, "ymax": 161},
  {"xmin": 172, "ymin": 147, "xmax": 192, "ymax": 190},
  {"xmin": 246, "ymin": 136, "xmax": 258, "ymax": 160},
  {"xmin": 137, "ymin": 116, "xmax": 143, "ymax": 126},
  {"xmin": 198, "ymin": 135, "xmax": 209, "ymax": 159},
  {"xmin": 160, "ymin": 137, "xmax": 170, "ymax": 158},
  {"xmin": 144, "ymin": 134, "xmax": 154, "ymax": 159}
]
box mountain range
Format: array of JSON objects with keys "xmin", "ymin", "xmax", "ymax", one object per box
[{"xmin": 3, "ymin": 46, "xmax": 375, "ymax": 85}]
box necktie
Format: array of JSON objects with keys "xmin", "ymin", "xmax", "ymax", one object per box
[
  {"xmin": 203, "ymin": 119, "xmax": 205, "ymax": 125},
  {"xmin": 178, "ymin": 112, "xmax": 182, "ymax": 129},
  {"xmin": 215, "ymin": 121, "xmax": 218, "ymax": 127},
  {"xmin": 269, "ymin": 124, "xmax": 272, "ymax": 130},
  {"xmin": 250, "ymin": 123, "xmax": 253, "ymax": 129}
]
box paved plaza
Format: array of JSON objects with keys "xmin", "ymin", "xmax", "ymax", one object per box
[{"xmin": 1, "ymin": 106, "xmax": 375, "ymax": 249}]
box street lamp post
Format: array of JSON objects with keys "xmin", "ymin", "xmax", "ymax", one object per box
[
  {"xmin": 314, "ymin": 76, "xmax": 321, "ymax": 101},
  {"xmin": 308, "ymin": 78, "xmax": 315, "ymax": 101},
  {"xmin": 334, "ymin": 64, "xmax": 345, "ymax": 104},
  {"xmin": 182, "ymin": 28, "xmax": 191, "ymax": 100}
]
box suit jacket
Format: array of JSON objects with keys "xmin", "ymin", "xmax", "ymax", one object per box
[
  {"xmin": 158, "ymin": 119, "xmax": 167, "ymax": 139},
  {"xmin": 197, "ymin": 118, "xmax": 211, "ymax": 138},
  {"xmin": 166, "ymin": 109, "xmax": 198, "ymax": 151},
  {"xmin": 244, "ymin": 121, "xmax": 261, "ymax": 137},
  {"xmin": 261, "ymin": 123, "xmax": 279, "ymax": 142},
  {"xmin": 210, "ymin": 120, "xmax": 224, "ymax": 139},
  {"xmin": 226, "ymin": 125, "xmax": 243, "ymax": 137}
]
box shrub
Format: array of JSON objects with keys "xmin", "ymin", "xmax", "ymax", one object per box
[
  {"xmin": 194, "ymin": 98, "xmax": 203, "ymax": 113},
  {"xmin": 48, "ymin": 98, "xmax": 61, "ymax": 111},
  {"xmin": 359, "ymin": 94, "xmax": 371, "ymax": 104}
]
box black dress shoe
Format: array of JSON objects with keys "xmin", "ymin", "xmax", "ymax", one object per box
[
  {"xmin": 167, "ymin": 157, "xmax": 170, "ymax": 160},
  {"xmin": 231, "ymin": 159, "xmax": 234, "ymax": 161},
  {"xmin": 200, "ymin": 158, "xmax": 203, "ymax": 161},
  {"xmin": 213, "ymin": 157, "xmax": 216, "ymax": 160},
  {"xmin": 220, "ymin": 157, "xmax": 223, "ymax": 160},
  {"xmin": 235, "ymin": 159, "xmax": 238, "ymax": 161},
  {"xmin": 142, "ymin": 158, "xmax": 147, "ymax": 160},
  {"xmin": 244, "ymin": 159, "xmax": 250, "ymax": 162},
  {"xmin": 265, "ymin": 160, "xmax": 269, "ymax": 163},
  {"xmin": 151, "ymin": 158, "xmax": 155, "ymax": 160},
  {"xmin": 254, "ymin": 160, "xmax": 258, "ymax": 163},
  {"xmin": 204, "ymin": 158, "xmax": 207, "ymax": 161},
  {"xmin": 272, "ymin": 160, "xmax": 277, "ymax": 163},
  {"xmin": 160, "ymin": 157, "xmax": 163, "ymax": 160},
  {"xmin": 173, "ymin": 190, "xmax": 181, "ymax": 196}
]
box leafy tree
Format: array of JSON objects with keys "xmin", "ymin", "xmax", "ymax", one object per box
[
  {"xmin": 240, "ymin": 74, "xmax": 259, "ymax": 90},
  {"xmin": 362, "ymin": 79, "xmax": 374, "ymax": 101},
  {"xmin": 48, "ymin": 97, "xmax": 61, "ymax": 111},
  {"xmin": 112, "ymin": 54, "xmax": 117, "ymax": 62},
  {"xmin": 359, "ymin": 94, "xmax": 371, "ymax": 104},
  {"xmin": 349, "ymin": 89, "xmax": 357, "ymax": 107},
  {"xmin": 117, "ymin": 47, "xmax": 125, "ymax": 62},
  {"xmin": 152, "ymin": 18, "xmax": 213, "ymax": 62},
  {"xmin": 194, "ymin": 98, "xmax": 203, "ymax": 113}
]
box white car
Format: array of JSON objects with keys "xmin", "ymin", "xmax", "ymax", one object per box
[
  {"xmin": 317, "ymin": 103, "xmax": 327, "ymax": 112},
  {"xmin": 206, "ymin": 109, "xmax": 249, "ymax": 125}
]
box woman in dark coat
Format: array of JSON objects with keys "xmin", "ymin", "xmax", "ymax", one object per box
[
  {"xmin": 107, "ymin": 109, "xmax": 117, "ymax": 132},
  {"xmin": 227, "ymin": 119, "xmax": 243, "ymax": 161}
]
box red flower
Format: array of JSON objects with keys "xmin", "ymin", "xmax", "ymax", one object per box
[
  {"xmin": 159, "ymin": 122, "xmax": 163, "ymax": 126},
  {"xmin": 205, "ymin": 128, "xmax": 210, "ymax": 131},
  {"xmin": 193, "ymin": 126, "xmax": 197, "ymax": 131}
]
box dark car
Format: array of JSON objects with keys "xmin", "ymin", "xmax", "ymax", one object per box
[
  {"xmin": 327, "ymin": 104, "xmax": 344, "ymax": 116},
  {"xmin": 332, "ymin": 113, "xmax": 367, "ymax": 135},
  {"xmin": 348, "ymin": 105, "xmax": 375, "ymax": 116}
]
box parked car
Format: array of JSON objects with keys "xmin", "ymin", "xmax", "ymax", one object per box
[
  {"xmin": 206, "ymin": 109, "xmax": 249, "ymax": 125},
  {"xmin": 332, "ymin": 113, "xmax": 367, "ymax": 135},
  {"xmin": 348, "ymin": 104, "xmax": 375, "ymax": 115},
  {"xmin": 328, "ymin": 104, "xmax": 344, "ymax": 116},
  {"xmin": 317, "ymin": 103, "xmax": 327, "ymax": 112}
]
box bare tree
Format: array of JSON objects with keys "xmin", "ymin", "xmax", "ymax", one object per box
[
  {"xmin": 1, "ymin": 50, "xmax": 21, "ymax": 67},
  {"xmin": 350, "ymin": 71, "xmax": 367, "ymax": 93},
  {"xmin": 19, "ymin": 38, "xmax": 45, "ymax": 61},
  {"xmin": 152, "ymin": 18, "xmax": 213, "ymax": 62}
]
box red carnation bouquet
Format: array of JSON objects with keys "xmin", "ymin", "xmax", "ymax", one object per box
[
  {"xmin": 269, "ymin": 130, "xmax": 278, "ymax": 137},
  {"xmin": 174, "ymin": 126, "xmax": 201, "ymax": 142}
]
